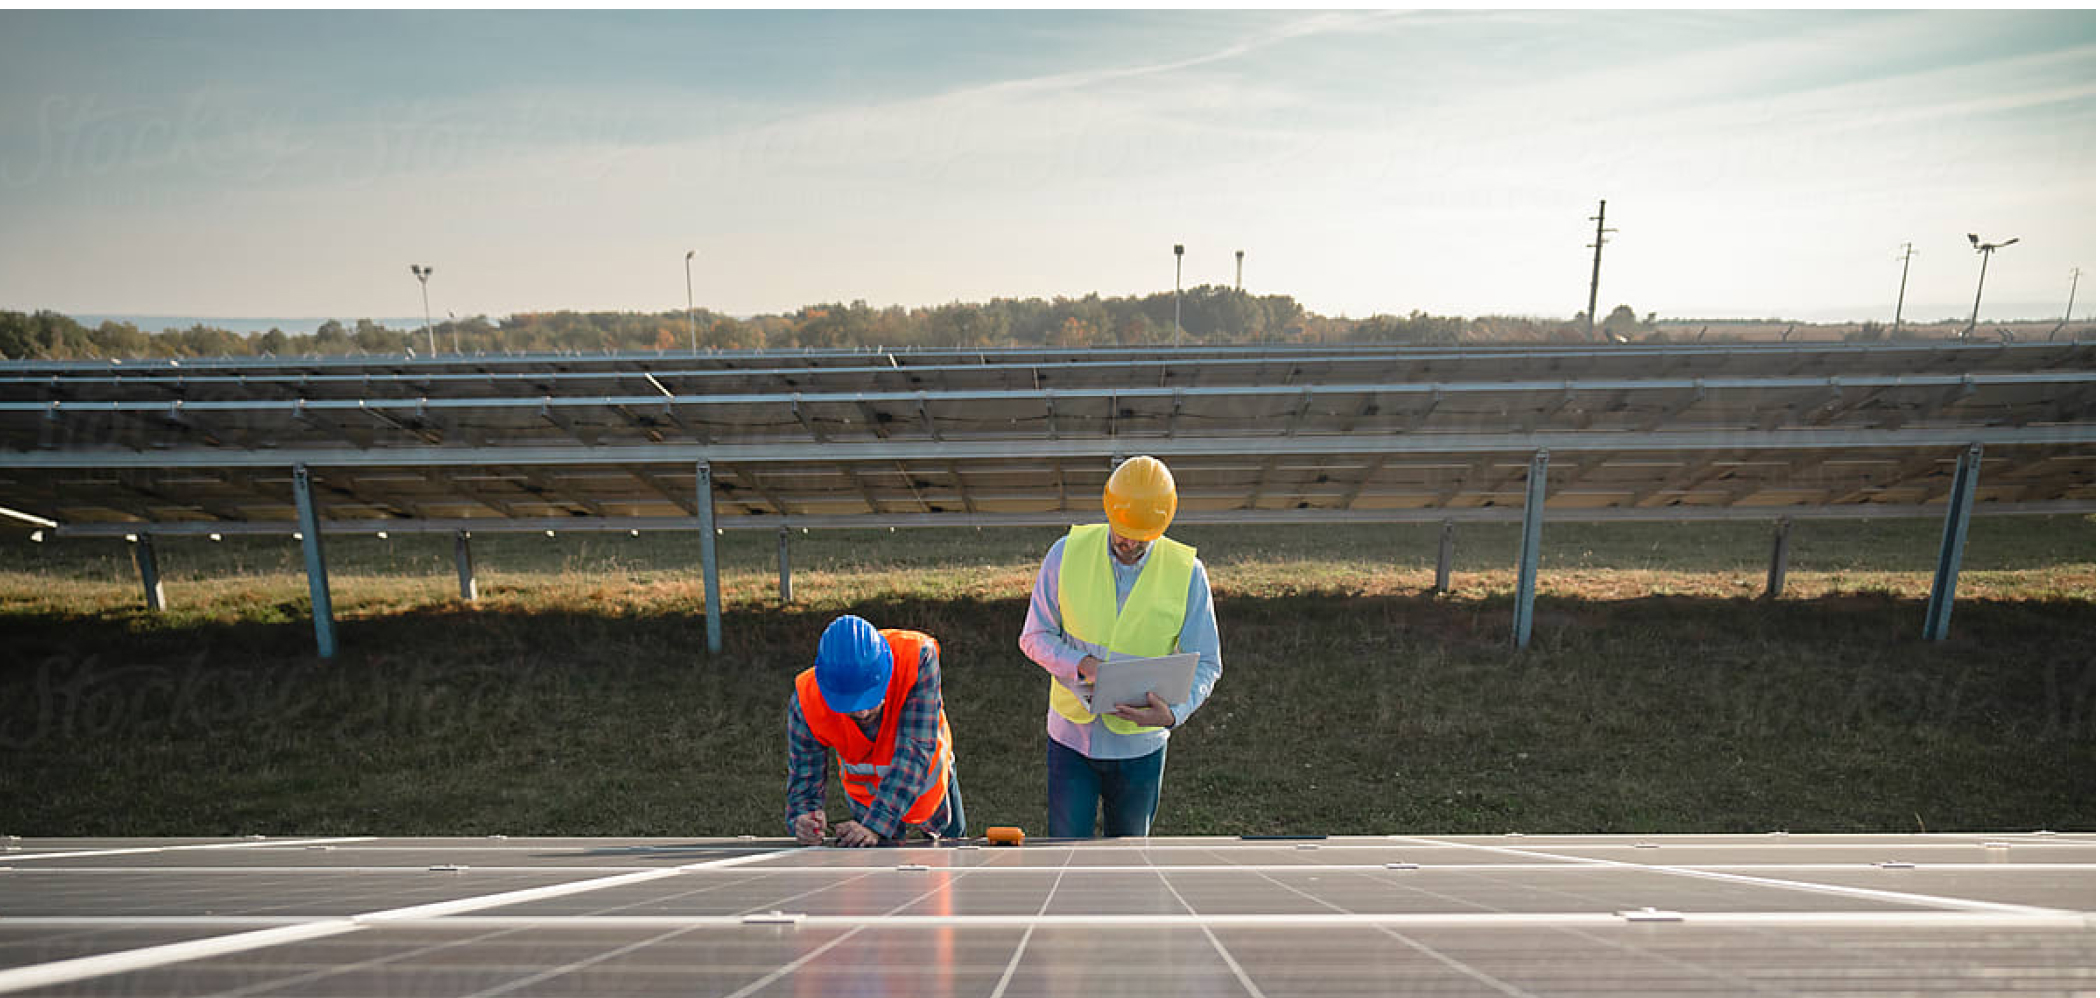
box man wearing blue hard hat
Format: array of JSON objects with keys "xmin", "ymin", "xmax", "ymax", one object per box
[{"xmin": 786, "ymin": 615, "xmax": 964, "ymax": 846}]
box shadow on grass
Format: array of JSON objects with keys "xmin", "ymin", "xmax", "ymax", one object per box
[
  {"xmin": 1, "ymin": 590, "xmax": 2091, "ymax": 838},
  {"xmin": 7, "ymin": 586, "xmax": 2088, "ymax": 657}
]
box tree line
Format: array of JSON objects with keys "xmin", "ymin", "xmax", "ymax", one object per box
[{"xmin": 2, "ymin": 286, "xmax": 1624, "ymax": 360}]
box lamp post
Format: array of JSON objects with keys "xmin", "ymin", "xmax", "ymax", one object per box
[
  {"xmin": 1235, "ymin": 249, "xmax": 1244, "ymax": 293},
  {"xmin": 1964, "ymin": 234, "xmax": 2019, "ymax": 339},
  {"xmin": 684, "ymin": 250, "xmax": 697, "ymax": 353},
  {"xmin": 410, "ymin": 264, "xmax": 435, "ymax": 354},
  {"xmin": 1173, "ymin": 243, "xmax": 1184, "ymax": 347}
]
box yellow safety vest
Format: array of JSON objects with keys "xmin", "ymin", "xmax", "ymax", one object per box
[{"xmin": 1050, "ymin": 522, "xmax": 1197, "ymax": 735}]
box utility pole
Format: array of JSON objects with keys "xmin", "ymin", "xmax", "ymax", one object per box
[
  {"xmin": 1585, "ymin": 200, "xmax": 1614, "ymax": 342},
  {"xmin": 410, "ymin": 264, "xmax": 435, "ymax": 354},
  {"xmin": 2066, "ymin": 267, "xmax": 2082, "ymax": 326},
  {"xmin": 1235, "ymin": 249, "xmax": 1244, "ymax": 294},
  {"xmin": 1893, "ymin": 242, "xmax": 1915, "ymax": 335}
]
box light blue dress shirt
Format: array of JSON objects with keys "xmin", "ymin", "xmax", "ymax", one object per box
[{"xmin": 1018, "ymin": 531, "xmax": 1224, "ymax": 760}]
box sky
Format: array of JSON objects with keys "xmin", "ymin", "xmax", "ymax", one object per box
[{"xmin": 0, "ymin": 9, "xmax": 2093, "ymax": 326}]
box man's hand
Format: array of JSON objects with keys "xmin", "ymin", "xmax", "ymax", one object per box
[
  {"xmin": 1077, "ymin": 655, "xmax": 1101, "ymax": 684},
  {"xmin": 1111, "ymin": 691, "xmax": 1175, "ymax": 729},
  {"xmin": 832, "ymin": 819, "xmax": 880, "ymax": 848},
  {"xmin": 792, "ymin": 811, "xmax": 828, "ymax": 846}
]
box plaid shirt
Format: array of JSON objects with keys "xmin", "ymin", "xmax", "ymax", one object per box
[{"xmin": 784, "ymin": 640, "xmax": 948, "ymax": 840}]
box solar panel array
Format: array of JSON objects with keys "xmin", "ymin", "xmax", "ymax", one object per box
[
  {"xmin": 4, "ymin": 339, "xmax": 2088, "ymax": 384},
  {"xmin": 0, "ymin": 833, "xmax": 2090, "ymax": 996},
  {"xmin": 1, "ymin": 342, "xmax": 2090, "ymax": 532}
]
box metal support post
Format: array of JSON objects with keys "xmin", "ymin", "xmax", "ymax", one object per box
[
  {"xmin": 777, "ymin": 526, "xmax": 793, "ymax": 605},
  {"xmin": 1763, "ymin": 517, "xmax": 1793, "ymax": 600},
  {"xmin": 133, "ymin": 534, "xmax": 165, "ymax": 612},
  {"xmin": 1434, "ymin": 520, "xmax": 1454, "ymax": 594},
  {"xmin": 697, "ymin": 461, "xmax": 722, "ymax": 655},
  {"xmin": 1923, "ymin": 444, "xmax": 1984, "ymax": 641},
  {"xmin": 454, "ymin": 530, "xmax": 477, "ymax": 602},
  {"xmin": 1512, "ymin": 450, "xmax": 1549, "ymax": 648},
  {"xmin": 291, "ymin": 464, "xmax": 338, "ymax": 658}
]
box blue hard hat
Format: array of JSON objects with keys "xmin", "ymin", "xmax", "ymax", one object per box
[{"xmin": 814, "ymin": 615, "xmax": 891, "ymax": 713}]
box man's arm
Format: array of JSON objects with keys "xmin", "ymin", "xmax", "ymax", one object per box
[
  {"xmin": 1019, "ymin": 537, "xmax": 1096, "ymax": 681},
  {"xmin": 1107, "ymin": 556, "xmax": 1222, "ymax": 730},
  {"xmin": 784, "ymin": 694, "xmax": 830, "ymax": 838},
  {"xmin": 855, "ymin": 643, "xmax": 943, "ymax": 840},
  {"xmin": 1170, "ymin": 558, "xmax": 1223, "ymax": 728}
]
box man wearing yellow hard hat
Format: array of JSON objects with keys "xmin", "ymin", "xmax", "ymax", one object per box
[{"xmin": 1019, "ymin": 455, "xmax": 1223, "ymax": 837}]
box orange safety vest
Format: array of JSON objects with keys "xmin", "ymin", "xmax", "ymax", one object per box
[{"xmin": 794, "ymin": 629, "xmax": 955, "ymax": 827}]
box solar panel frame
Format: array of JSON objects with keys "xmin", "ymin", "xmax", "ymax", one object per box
[
  {"xmin": 4, "ymin": 341, "xmax": 2091, "ymax": 406},
  {"xmin": 5, "ymin": 343, "xmax": 2089, "ymax": 657},
  {"xmin": 5, "ymin": 373, "xmax": 2092, "ymax": 458}
]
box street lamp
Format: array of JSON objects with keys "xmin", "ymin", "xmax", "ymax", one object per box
[
  {"xmin": 410, "ymin": 264, "xmax": 435, "ymax": 354},
  {"xmin": 1964, "ymin": 233, "xmax": 2019, "ymax": 339},
  {"xmin": 684, "ymin": 250, "xmax": 697, "ymax": 353},
  {"xmin": 1235, "ymin": 249, "xmax": 1244, "ymax": 293},
  {"xmin": 1173, "ymin": 243, "xmax": 1185, "ymax": 347}
]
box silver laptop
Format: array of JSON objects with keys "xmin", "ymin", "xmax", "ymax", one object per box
[{"xmin": 1074, "ymin": 652, "xmax": 1200, "ymax": 715}]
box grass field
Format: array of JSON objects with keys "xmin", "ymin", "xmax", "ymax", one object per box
[{"xmin": 1, "ymin": 515, "xmax": 2092, "ymax": 839}]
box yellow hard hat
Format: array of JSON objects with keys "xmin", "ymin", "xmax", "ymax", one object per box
[{"xmin": 1103, "ymin": 456, "xmax": 1177, "ymax": 541}]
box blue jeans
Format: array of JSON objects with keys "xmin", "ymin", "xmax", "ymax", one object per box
[
  {"xmin": 934, "ymin": 769, "xmax": 967, "ymax": 840},
  {"xmin": 875, "ymin": 770, "xmax": 965, "ymax": 842},
  {"xmin": 1046, "ymin": 737, "xmax": 1166, "ymax": 838}
]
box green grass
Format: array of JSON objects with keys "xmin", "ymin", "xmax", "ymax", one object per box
[{"xmin": 0, "ymin": 516, "xmax": 2091, "ymax": 838}]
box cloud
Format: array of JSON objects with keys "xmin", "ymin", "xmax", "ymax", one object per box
[{"xmin": 0, "ymin": 10, "xmax": 2089, "ymax": 319}]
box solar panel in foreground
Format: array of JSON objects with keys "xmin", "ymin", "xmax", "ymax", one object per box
[{"xmin": 0, "ymin": 833, "xmax": 2089, "ymax": 996}]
